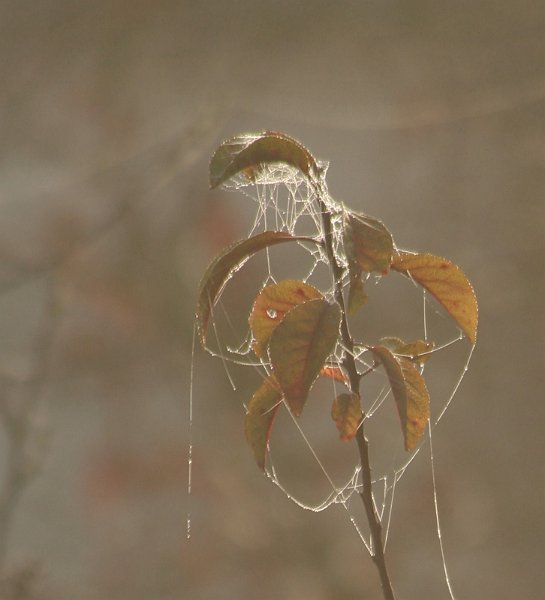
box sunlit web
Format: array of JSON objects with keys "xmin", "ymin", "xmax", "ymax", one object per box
[{"xmin": 189, "ymin": 162, "xmax": 474, "ymax": 599}]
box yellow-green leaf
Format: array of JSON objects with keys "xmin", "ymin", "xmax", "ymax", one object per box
[
  {"xmin": 392, "ymin": 251, "xmax": 478, "ymax": 345},
  {"xmin": 269, "ymin": 299, "xmax": 341, "ymax": 416},
  {"xmin": 370, "ymin": 345, "xmax": 430, "ymax": 451},
  {"xmin": 244, "ymin": 375, "xmax": 283, "ymax": 471},
  {"xmin": 249, "ymin": 279, "xmax": 322, "ymax": 357},
  {"xmin": 380, "ymin": 336, "xmax": 434, "ymax": 366},
  {"xmin": 210, "ymin": 131, "xmax": 320, "ymax": 189},
  {"xmin": 197, "ymin": 231, "xmax": 315, "ymax": 347},
  {"xmin": 331, "ymin": 393, "xmax": 363, "ymax": 441}
]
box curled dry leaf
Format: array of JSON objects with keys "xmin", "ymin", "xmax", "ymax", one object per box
[
  {"xmin": 196, "ymin": 231, "xmax": 316, "ymax": 347},
  {"xmin": 249, "ymin": 279, "xmax": 322, "ymax": 357},
  {"xmin": 209, "ymin": 131, "xmax": 320, "ymax": 189},
  {"xmin": 370, "ymin": 345, "xmax": 430, "ymax": 451},
  {"xmin": 392, "ymin": 251, "xmax": 478, "ymax": 344},
  {"xmin": 331, "ymin": 393, "xmax": 363, "ymax": 441},
  {"xmin": 270, "ymin": 299, "xmax": 341, "ymax": 417},
  {"xmin": 244, "ymin": 375, "xmax": 283, "ymax": 471}
]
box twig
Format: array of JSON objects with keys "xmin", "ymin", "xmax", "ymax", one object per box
[{"xmin": 314, "ymin": 180, "xmax": 395, "ymax": 600}]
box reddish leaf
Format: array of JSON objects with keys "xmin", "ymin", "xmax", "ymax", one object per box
[
  {"xmin": 196, "ymin": 231, "xmax": 316, "ymax": 347},
  {"xmin": 320, "ymin": 365, "xmax": 348, "ymax": 384},
  {"xmin": 244, "ymin": 375, "xmax": 283, "ymax": 471},
  {"xmin": 392, "ymin": 251, "xmax": 478, "ymax": 344},
  {"xmin": 370, "ymin": 345, "xmax": 430, "ymax": 451},
  {"xmin": 210, "ymin": 131, "xmax": 320, "ymax": 189},
  {"xmin": 249, "ymin": 279, "xmax": 322, "ymax": 357},
  {"xmin": 380, "ymin": 336, "xmax": 434, "ymax": 366},
  {"xmin": 269, "ymin": 299, "xmax": 341, "ymax": 416},
  {"xmin": 331, "ymin": 393, "xmax": 363, "ymax": 441}
]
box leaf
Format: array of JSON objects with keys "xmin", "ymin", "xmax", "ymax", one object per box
[
  {"xmin": 320, "ymin": 365, "xmax": 348, "ymax": 384},
  {"xmin": 347, "ymin": 272, "xmax": 368, "ymax": 315},
  {"xmin": 197, "ymin": 231, "xmax": 315, "ymax": 346},
  {"xmin": 392, "ymin": 251, "xmax": 478, "ymax": 344},
  {"xmin": 369, "ymin": 345, "xmax": 430, "ymax": 451},
  {"xmin": 269, "ymin": 299, "xmax": 341, "ymax": 416},
  {"xmin": 344, "ymin": 212, "xmax": 394, "ymax": 274},
  {"xmin": 249, "ymin": 279, "xmax": 323, "ymax": 357},
  {"xmin": 244, "ymin": 375, "xmax": 283, "ymax": 471},
  {"xmin": 343, "ymin": 212, "xmax": 393, "ymax": 314},
  {"xmin": 380, "ymin": 336, "xmax": 434, "ymax": 366},
  {"xmin": 210, "ymin": 131, "xmax": 320, "ymax": 189},
  {"xmin": 331, "ymin": 393, "xmax": 363, "ymax": 441}
]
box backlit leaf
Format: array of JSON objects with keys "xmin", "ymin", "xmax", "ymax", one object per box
[
  {"xmin": 210, "ymin": 131, "xmax": 320, "ymax": 189},
  {"xmin": 392, "ymin": 251, "xmax": 478, "ymax": 344},
  {"xmin": 380, "ymin": 336, "xmax": 434, "ymax": 366},
  {"xmin": 244, "ymin": 375, "xmax": 283, "ymax": 471},
  {"xmin": 370, "ymin": 345, "xmax": 430, "ymax": 451},
  {"xmin": 249, "ymin": 279, "xmax": 322, "ymax": 357},
  {"xmin": 331, "ymin": 393, "xmax": 363, "ymax": 441},
  {"xmin": 270, "ymin": 299, "xmax": 341, "ymax": 416},
  {"xmin": 344, "ymin": 211, "xmax": 394, "ymax": 274},
  {"xmin": 197, "ymin": 231, "xmax": 315, "ymax": 346}
]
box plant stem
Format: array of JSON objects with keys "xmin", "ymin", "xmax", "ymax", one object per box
[{"xmin": 314, "ymin": 182, "xmax": 395, "ymax": 600}]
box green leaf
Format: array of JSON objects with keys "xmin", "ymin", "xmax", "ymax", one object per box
[
  {"xmin": 369, "ymin": 345, "xmax": 430, "ymax": 451},
  {"xmin": 380, "ymin": 336, "xmax": 434, "ymax": 366},
  {"xmin": 210, "ymin": 131, "xmax": 320, "ymax": 189},
  {"xmin": 269, "ymin": 299, "xmax": 341, "ymax": 416},
  {"xmin": 331, "ymin": 393, "xmax": 363, "ymax": 441},
  {"xmin": 197, "ymin": 231, "xmax": 316, "ymax": 347},
  {"xmin": 249, "ymin": 279, "xmax": 323, "ymax": 357},
  {"xmin": 244, "ymin": 375, "xmax": 283, "ymax": 471},
  {"xmin": 392, "ymin": 251, "xmax": 478, "ymax": 345}
]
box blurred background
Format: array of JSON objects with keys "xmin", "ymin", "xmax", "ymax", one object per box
[{"xmin": 1, "ymin": 1, "xmax": 544, "ymax": 598}]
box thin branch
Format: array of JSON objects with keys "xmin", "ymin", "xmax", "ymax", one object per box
[{"xmin": 313, "ymin": 179, "xmax": 395, "ymax": 600}]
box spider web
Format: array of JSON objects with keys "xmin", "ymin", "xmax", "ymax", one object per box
[{"xmin": 188, "ymin": 163, "xmax": 474, "ymax": 599}]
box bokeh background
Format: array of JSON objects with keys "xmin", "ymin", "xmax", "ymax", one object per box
[{"xmin": 1, "ymin": 1, "xmax": 544, "ymax": 599}]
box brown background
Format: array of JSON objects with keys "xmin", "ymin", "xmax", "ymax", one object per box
[{"xmin": 1, "ymin": 1, "xmax": 544, "ymax": 599}]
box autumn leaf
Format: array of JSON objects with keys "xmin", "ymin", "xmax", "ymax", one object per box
[
  {"xmin": 196, "ymin": 231, "xmax": 316, "ymax": 347},
  {"xmin": 343, "ymin": 212, "xmax": 393, "ymax": 314},
  {"xmin": 392, "ymin": 251, "xmax": 478, "ymax": 344},
  {"xmin": 209, "ymin": 131, "xmax": 321, "ymax": 189},
  {"xmin": 249, "ymin": 279, "xmax": 322, "ymax": 357},
  {"xmin": 320, "ymin": 365, "xmax": 348, "ymax": 384},
  {"xmin": 370, "ymin": 345, "xmax": 430, "ymax": 451},
  {"xmin": 331, "ymin": 393, "xmax": 363, "ymax": 441},
  {"xmin": 344, "ymin": 212, "xmax": 394, "ymax": 273},
  {"xmin": 244, "ymin": 375, "xmax": 283, "ymax": 471},
  {"xmin": 269, "ymin": 299, "xmax": 341, "ymax": 416},
  {"xmin": 347, "ymin": 273, "xmax": 368, "ymax": 315}
]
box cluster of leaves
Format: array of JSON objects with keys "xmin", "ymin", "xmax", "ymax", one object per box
[{"xmin": 197, "ymin": 132, "xmax": 477, "ymax": 471}]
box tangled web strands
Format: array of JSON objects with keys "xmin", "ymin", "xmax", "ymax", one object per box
[{"xmin": 191, "ymin": 136, "xmax": 477, "ymax": 599}]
